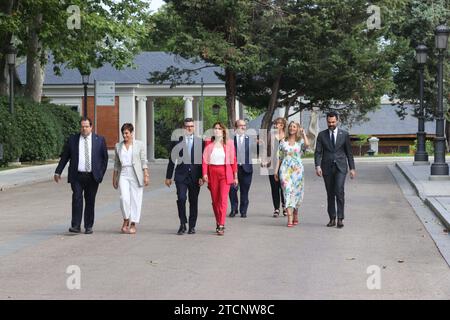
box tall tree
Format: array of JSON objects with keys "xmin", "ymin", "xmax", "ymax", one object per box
[
  {"xmin": 239, "ymin": 0, "xmax": 408, "ymax": 129},
  {"xmin": 0, "ymin": 0, "xmax": 20, "ymax": 96},
  {"xmin": 150, "ymin": 0, "xmax": 264, "ymax": 128},
  {"xmin": 0, "ymin": 0, "xmax": 148, "ymax": 102},
  {"xmin": 388, "ymin": 0, "xmax": 450, "ymax": 144}
]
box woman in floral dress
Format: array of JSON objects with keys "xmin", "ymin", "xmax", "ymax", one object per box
[{"xmin": 274, "ymin": 121, "xmax": 309, "ymax": 227}]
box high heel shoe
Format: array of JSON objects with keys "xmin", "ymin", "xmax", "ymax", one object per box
[
  {"xmin": 287, "ymin": 213, "xmax": 294, "ymax": 227},
  {"xmin": 216, "ymin": 225, "xmax": 225, "ymax": 235},
  {"xmin": 282, "ymin": 207, "xmax": 287, "ymax": 216},
  {"xmin": 293, "ymin": 209, "xmax": 299, "ymax": 225}
]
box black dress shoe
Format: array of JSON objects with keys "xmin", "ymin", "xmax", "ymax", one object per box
[
  {"xmin": 337, "ymin": 219, "xmax": 344, "ymax": 228},
  {"xmin": 69, "ymin": 227, "xmax": 81, "ymax": 233},
  {"xmin": 188, "ymin": 227, "xmax": 196, "ymax": 234},
  {"xmin": 229, "ymin": 211, "xmax": 237, "ymax": 217},
  {"xmin": 240, "ymin": 213, "xmax": 247, "ymax": 218},
  {"xmin": 177, "ymin": 224, "xmax": 186, "ymax": 235},
  {"xmin": 326, "ymin": 219, "xmax": 336, "ymax": 227},
  {"xmin": 84, "ymin": 228, "xmax": 93, "ymax": 234}
]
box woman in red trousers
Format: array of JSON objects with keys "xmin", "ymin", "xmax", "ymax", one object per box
[{"xmin": 202, "ymin": 122, "xmax": 238, "ymax": 235}]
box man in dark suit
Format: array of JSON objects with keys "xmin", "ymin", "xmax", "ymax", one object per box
[
  {"xmin": 165, "ymin": 118, "xmax": 204, "ymax": 235},
  {"xmin": 229, "ymin": 119, "xmax": 254, "ymax": 218},
  {"xmin": 314, "ymin": 111, "xmax": 356, "ymax": 229},
  {"xmin": 54, "ymin": 117, "xmax": 109, "ymax": 234}
]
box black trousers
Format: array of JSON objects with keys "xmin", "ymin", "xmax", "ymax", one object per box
[
  {"xmin": 268, "ymin": 174, "xmax": 285, "ymax": 211},
  {"xmin": 70, "ymin": 172, "xmax": 99, "ymax": 229},
  {"xmin": 229, "ymin": 166, "xmax": 253, "ymax": 215},
  {"xmin": 175, "ymin": 178, "xmax": 200, "ymax": 228},
  {"xmin": 323, "ymin": 165, "xmax": 347, "ymax": 220}
]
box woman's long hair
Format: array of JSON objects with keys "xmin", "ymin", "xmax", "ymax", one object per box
[{"xmin": 211, "ymin": 121, "xmax": 228, "ymax": 144}]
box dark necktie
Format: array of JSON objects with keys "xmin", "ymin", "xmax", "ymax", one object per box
[{"xmin": 331, "ymin": 131, "xmax": 335, "ymax": 149}]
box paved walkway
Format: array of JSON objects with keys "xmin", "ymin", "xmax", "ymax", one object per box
[{"xmin": 0, "ymin": 157, "xmax": 449, "ymax": 299}]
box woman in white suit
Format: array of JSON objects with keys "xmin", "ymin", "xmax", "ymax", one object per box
[{"xmin": 113, "ymin": 123, "xmax": 149, "ymax": 234}]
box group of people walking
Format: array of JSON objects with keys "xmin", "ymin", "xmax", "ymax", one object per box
[{"xmin": 54, "ymin": 111, "xmax": 356, "ymax": 236}]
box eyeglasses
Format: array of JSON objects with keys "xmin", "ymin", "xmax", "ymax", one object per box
[{"xmin": 185, "ymin": 125, "xmax": 194, "ymax": 128}]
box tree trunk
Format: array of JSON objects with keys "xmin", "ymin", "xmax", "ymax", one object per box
[
  {"xmin": 0, "ymin": 0, "xmax": 16, "ymax": 96},
  {"xmin": 225, "ymin": 67, "xmax": 236, "ymax": 129},
  {"xmin": 261, "ymin": 72, "xmax": 282, "ymax": 130},
  {"xmin": 284, "ymin": 105, "xmax": 290, "ymax": 119},
  {"xmin": 24, "ymin": 12, "xmax": 44, "ymax": 102},
  {"xmin": 260, "ymin": 72, "xmax": 282, "ymax": 159}
]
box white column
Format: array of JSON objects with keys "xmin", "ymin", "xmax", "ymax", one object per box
[
  {"xmin": 119, "ymin": 94, "xmax": 136, "ymax": 140},
  {"xmin": 136, "ymin": 96, "xmax": 147, "ymax": 151},
  {"xmin": 146, "ymin": 97, "xmax": 155, "ymax": 161},
  {"xmin": 183, "ymin": 96, "xmax": 193, "ymax": 119},
  {"xmin": 235, "ymin": 98, "xmax": 240, "ymax": 120},
  {"xmin": 239, "ymin": 102, "xmax": 244, "ymax": 120},
  {"xmin": 193, "ymin": 97, "xmax": 202, "ymax": 136}
]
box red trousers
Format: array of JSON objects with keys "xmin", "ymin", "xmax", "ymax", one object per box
[{"xmin": 208, "ymin": 165, "xmax": 231, "ymax": 226}]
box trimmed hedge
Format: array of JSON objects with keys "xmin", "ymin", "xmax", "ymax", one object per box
[
  {"xmin": 0, "ymin": 100, "xmax": 22, "ymax": 164},
  {"xmin": 0, "ymin": 96, "xmax": 80, "ymax": 165}
]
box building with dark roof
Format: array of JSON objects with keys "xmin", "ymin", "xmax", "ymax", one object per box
[
  {"xmin": 248, "ymin": 104, "xmax": 436, "ymax": 155},
  {"xmin": 17, "ymin": 52, "xmax": 234, "ymax": 160}
]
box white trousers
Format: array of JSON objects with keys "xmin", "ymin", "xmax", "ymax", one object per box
[{"xmin": 119, "ymin": 167, "xmax": 143, "ymax": 223}]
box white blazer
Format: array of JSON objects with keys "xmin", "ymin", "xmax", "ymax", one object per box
[{"xmin": 114, "ymin": 140, "xmax": 148, "ymax": 187}]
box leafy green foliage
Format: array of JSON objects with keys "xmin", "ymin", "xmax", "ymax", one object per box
[
  {"xmin": 355, "ymin": 134, "xmax": 370, "ymax": 156},
  {"xmin": 0, "ymin": 97, "xmax": 79, "ymax": 165},
  {"xmin": 0, "ymin": 97, "xmax": 22, "ymax": 165},
  {"xmin": 148, "ymin": 0, "xmax": 408, "ymax": 130},
  {"xmin": 389, "ymin": 0, "xmax": 450, "ymax": 118},
  {"xmin": 153, "ymin": 96, "xmax": 227, "ymax": 159}
]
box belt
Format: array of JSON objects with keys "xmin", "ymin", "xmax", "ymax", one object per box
[{"xmin": 78, "ymin": 171, "xmax": 92, "ymax": 175}]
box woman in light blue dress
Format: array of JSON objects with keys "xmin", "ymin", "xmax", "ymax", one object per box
[{"xmin": 274, "ymin": 121, "xmax": 309, "ymax": 227}]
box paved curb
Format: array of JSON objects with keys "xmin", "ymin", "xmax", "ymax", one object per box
[
  {"xmin": 425, "ymin": 198, "xmax": 450, "ymax": 231},
  {"xmin": 395, "ymin": 162, "xmax": 426, "ymax": 200},
  {"xmin": 396, "ymin": 162, "xmax": 450, "ymax": 231}
]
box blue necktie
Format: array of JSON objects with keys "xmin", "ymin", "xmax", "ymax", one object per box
[{"xmin": 187, "ymin": 136, "xmax": 192, "ymax": 156}]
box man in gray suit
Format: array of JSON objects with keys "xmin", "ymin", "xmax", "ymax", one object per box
[{"xmin": 314, "ymin": 111, "xmax": 356, "ymax": 228}]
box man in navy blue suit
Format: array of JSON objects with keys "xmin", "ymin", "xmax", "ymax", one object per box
[
  {"xmin": 229, "ymin": 119, "xmax": 254, "ymax": 218},
  {"xmin": 165, "ymin": 118, "xmax": 204, "ymax": 235},
  {"xmin": 54, "ymin": 117, "xmax": 109, "ymax": 234}
]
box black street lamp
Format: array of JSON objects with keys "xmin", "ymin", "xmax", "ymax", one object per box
[
  {"xmin": 414, "ymin": 44, "xmax": 429, "ymax": 164},
  {"xmin": 430, "ymin": 24, "xmax": 450, "ymax": 178},
  {"xmin": 81, "ymin": 73, "xmax": 90, "ymax": 117},
  {"xmin": 6, "ymin": 44, "xmax": 17, "ymax": 114}
]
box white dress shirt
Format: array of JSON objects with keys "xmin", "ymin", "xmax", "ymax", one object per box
[
  {"xmin": 329, "ymin": 128, "xmax": 338, "ymax": 145},
  {"xmin": 78, "ymin": 133, "xmax": 92, "ymax": 172},
  {"xmin": 120, "ymin": 144, "xmax": 133, "ymax": 167},
  {"xmin": 210, "ymin": 145, "xmax": 226, "ymax": 165}
]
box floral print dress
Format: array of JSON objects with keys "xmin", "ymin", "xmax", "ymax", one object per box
[{"xmin": 278, "ymin": 139, "xmax": 305, "ymax": 209}]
